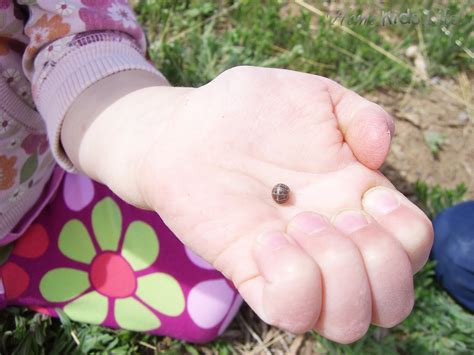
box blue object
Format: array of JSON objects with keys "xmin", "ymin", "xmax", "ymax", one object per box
[{"xmin": 432, "ymin": 200, "xmax": 474, "ymax": 312}]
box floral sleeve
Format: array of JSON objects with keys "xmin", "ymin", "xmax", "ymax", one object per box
[{"xmin": 19, "ymin": 0, "xmax": 165, "ymax": 173}]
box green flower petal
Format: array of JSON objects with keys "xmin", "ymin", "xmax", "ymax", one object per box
[
  {"xmin": 136, "ymin": 273, "xmax": 185, "ymax": 316},
  {"xmin": 20, "ymin": 153, "xmax": 38, "ymax": 184},
  {"xmin": 63, "ymin": 291, "xmax": 108, "ymax": 325},
  {"xmin": 122, "ymin": 221, "xmax": 158, "ymax": 271},
  {"xmin": 59, "ymin": 219, "xmax": 96, "ymax": 264},
  {"xmin": 40, "ymin": 268, "xmax": 90, "ymax": 302},
  {"xmin": 114, "ymin": 297, "xmax": 161, "ymax": 331},
  {"xmin": 92, "ymin": 197, "xmax": 122, "ymax": 252}
]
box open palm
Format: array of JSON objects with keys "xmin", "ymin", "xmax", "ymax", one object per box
[{"xmin": 138, "ymin": 66, "xmax": 433, "ymax": 343}]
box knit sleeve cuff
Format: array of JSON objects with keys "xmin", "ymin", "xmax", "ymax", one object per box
[{"xmin": 33, "ymin": 34, "xmax": 165, "ymax": 173}]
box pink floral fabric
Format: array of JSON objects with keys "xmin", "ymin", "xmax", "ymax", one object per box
[
  {"xmin": 0, "ymin": 1, "xmax": 160, "ymax": 240},
  {"xmin": 79, "ymin": 0, "xmax": 143, "ymax": 40}
]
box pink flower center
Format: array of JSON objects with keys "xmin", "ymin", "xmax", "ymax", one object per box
[{"xmin": 90, "ymin": 252, "xmax": 136, "ymax": 298}]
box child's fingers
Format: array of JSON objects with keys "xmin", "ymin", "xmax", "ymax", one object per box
[
  {"xmin": 361, "ymin": 187, "xmax": 434, "ymax": 273},
  {"xmin": 237, "ymin": 231, "xmax": 322, "ymax": 334},
  {"xmin": 333, "ymin": 211, "xmax": 414, "ymax": 327},
  {"xmin": 287, "ymin": 212, "xmax": 372, "ymax": 344}
]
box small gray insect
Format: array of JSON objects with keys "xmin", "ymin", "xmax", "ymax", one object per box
[{"xmin": 272, "ymin": 183, "xmax": 290, "ymax": 204}]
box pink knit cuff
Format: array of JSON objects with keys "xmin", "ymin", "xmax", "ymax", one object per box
[{"xmin": 34, "ymin": 39, "xmax": 164, "ymax": 173}]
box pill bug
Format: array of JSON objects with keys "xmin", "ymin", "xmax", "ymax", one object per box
[{"xmin": 272, "ymin": 183, "xmax": 290, "ymax": 204}]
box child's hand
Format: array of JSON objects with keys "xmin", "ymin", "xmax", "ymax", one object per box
[{"xmin": 67, "ymin": 66, "xmax": 433, "ymax": 343}]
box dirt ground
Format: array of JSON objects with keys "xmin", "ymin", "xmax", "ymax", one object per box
[{"xmin": 373, "ymin": 76, "xmax": 474, "ymax": 200}]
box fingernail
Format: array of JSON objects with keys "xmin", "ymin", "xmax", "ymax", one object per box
[
  {"xmin": 333, "ymin": 211, "xmax": 368, "ymax": 234},
  {"xmin": 257, "ymin": 231, "xmax": 288, "ymax": 251},
  {"xmin": 291, "ymin": 212, "xmax": 327, "ymax": 235},
  {"xmin": 363, "ymin": 188, "xmax": 400, "ymax": 215}
]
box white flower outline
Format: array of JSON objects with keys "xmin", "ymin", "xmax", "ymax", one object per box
[
  {"xmin": 55, "ymin": 1, "xmax": 75, "ymax": 16},
  {"xmin": 108, "ymin": 2, "xmax": 137, "ymax": 29}
]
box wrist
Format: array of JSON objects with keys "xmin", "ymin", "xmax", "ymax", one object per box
[
  {"xmin": 62, "ymin": 70, "xmax": 188, "ymax": 207},
  {"xmin": 62, "ymin": 70, "xmax": 169, "ymax": 175}
]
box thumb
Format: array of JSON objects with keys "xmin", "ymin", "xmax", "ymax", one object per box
[
  {"xmin": 334, "ymin": 91, "xmax": 395, "ymax": 170},
  {"xmin": 344, "ymin": 103, "xmax": 394, "ymax": 170}
]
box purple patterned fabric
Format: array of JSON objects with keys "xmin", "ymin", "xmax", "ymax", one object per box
[{"xmin": 0, "ymin": 165, "xmax": 242, "ymax": 343}]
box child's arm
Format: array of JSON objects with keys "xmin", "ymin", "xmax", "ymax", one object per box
[{"xmin": 21, "ymin": 0, "xmax": 167, "ymax": 176}]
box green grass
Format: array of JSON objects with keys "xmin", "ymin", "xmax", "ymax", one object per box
[
  {"xmin": 424, "ymin": 131, "xmax": 446, "ymax": 158},
  {"xmin": 1, "ymin": 1, "xmax": 473, "ymax": 353},
  {"xmin": 135, "ymin": 0, "xmax": 472, "ymax": 90},
  {"xmin": 136, "ymin": 0, "xmax": 412, "ymax": 91},
  {"xmin": 383, "ymin": 0, "xmax": 474, "ymax": 77},
  {"xmin": 414, "ymin": 181, "xmax": 468, "ymax": 219}
]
